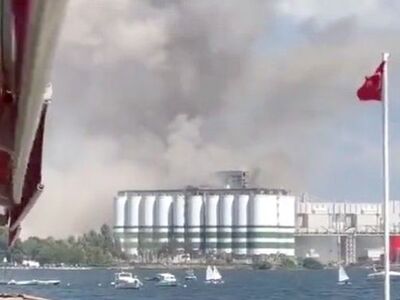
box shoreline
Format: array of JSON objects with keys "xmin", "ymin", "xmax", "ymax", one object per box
[{"xmin": 0, "ymin": 263, "xmax": 373, "ymax": 271}]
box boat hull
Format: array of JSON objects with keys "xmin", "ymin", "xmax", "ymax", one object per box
[
  {"xmin": 205, "ymin": 280, "xmax": 224, "ymax": 285},
  {"xmin": 185, "ymin": 276, "xmax": 197, "ymax": 281},
  {"xmin": 156, "ymin": 281, "xmax": 177, "ymax": 287},
  {"xmin": 115, "ymin": 282, "xmax": 142, "ymax": 289},
  {"xmin": 7, "ymin": 279, "xmax": 60, "ymax": 286}
]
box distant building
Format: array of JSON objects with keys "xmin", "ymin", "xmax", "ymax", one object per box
[{"xmin": 22, "ymin": 260, "xmax": 40, "ymax": 268}]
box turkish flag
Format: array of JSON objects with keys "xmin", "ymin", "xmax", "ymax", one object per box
[{"xmin": 357, "ymin": 62, "xmax": 384, "ymax": 101}]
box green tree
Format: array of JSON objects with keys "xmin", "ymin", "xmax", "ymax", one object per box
[{"xmin": 302, "ymin": 257, "xmax": 324, "ymax": 270}]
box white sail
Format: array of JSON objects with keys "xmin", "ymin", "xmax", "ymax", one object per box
[
  {"xmin": 338, "ymin": 265, "xmax": 349, "ymax": 282},
  {"xmin": 212, "ymin": 266, "xmax": 222, "ymax": 281},
  {"xmin": 206, "ymin": 266, "xmax": 213, "ymax": 281}
]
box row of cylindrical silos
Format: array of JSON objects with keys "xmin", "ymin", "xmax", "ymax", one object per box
[{"xmin": 114, "ymin": 191, "xmax": 295, "ymax": 256}]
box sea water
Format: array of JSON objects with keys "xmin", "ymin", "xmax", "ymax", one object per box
[{"xmin": 0, "ymin": 268, "xmax": 393, "ymax": 299}]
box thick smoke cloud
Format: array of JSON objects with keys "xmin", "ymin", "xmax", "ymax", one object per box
[{"xmin": 23, "ymin": 0, "xmax": 400, "ymax": 237}]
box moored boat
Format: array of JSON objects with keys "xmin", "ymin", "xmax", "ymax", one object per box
[
  {"xmin": 155, "ymin": 273, "xmax": 177, "ymax": 287},
  {"xmin": 7, "ymin": 279, "xmax": 60, "ymax": 286},
  {"xmin": 367, "ymin": 270, "xmax": 400, "ymax": 281},
  {"xmin": 184, "ymin": 269, "xmax": 197, "ymax": 281},
  {"xmin": 113, "ymin": 272, "xmax": 143, "ymax": 289}
]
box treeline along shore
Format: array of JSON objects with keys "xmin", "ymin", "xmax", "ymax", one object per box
[
  {"xmin": 0, "ymin": 225, "xmax": 327, "ymax": 271},
  {"xmin": 0, "ymin": 224, "xmax": 126, "ymax": 266}
]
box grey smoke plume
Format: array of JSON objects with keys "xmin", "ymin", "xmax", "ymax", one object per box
[{"xmin": 23, "ymin": 0, "xmax": 400, "ymax": 237}]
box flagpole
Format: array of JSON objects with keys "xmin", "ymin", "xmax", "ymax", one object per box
[{"xmin": 382, "ymin": 52, "xmax": 390, "ymax": 300}]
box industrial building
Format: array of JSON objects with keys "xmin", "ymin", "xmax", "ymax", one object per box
[
  {"xmin": 114, "ymin": 187, "xmax": 400, "ymax": 263},
  {"xmin": 114, "ymin": 187, "xmax": 296, "ymax": 258},
  {"xmin": 113, "ymin": 171, "xmax": 400, "ymax": 264},
  {"xmin": 295, "ymin": 199, "xmax": 400, "ymax": 264}
]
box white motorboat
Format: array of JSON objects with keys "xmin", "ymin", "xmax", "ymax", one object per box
[
  {"xmin": 184, "ymin": 269, "xmax": 197, "ymax": 281},
  {"xmin": 7, "ymin": 279, "xmax": 60, "ymax": 286},
  {"xmin": 113, "ymin": 272, "xmax": 143, "ymax": 289},
  {"xmin": 337, "ymin": 265, "xmax": 351, "ymax": 285},
  {"xmin": 155, "ymin": 273, "xmax": 177, "ymax": 287},
  {"xmin": 36, "ymin": 280, "xmax": 61, "ymax": 286},
  {"xmin": 367, "ymin": 270, "xmax": 400, "ymax": 281},
  {"xmin": 8, "ymin": 280, "xmax": 37, "ymax": 286},
  {"xmin": 205, "ymin": 265, "xmax": 224, "ymax": 284}
]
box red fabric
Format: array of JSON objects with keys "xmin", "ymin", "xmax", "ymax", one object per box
[
  {"xmin": 0, "ymin": 151, "xmax": 10, "ymax": 184},
  {"xmin": 357, "ymin": 62, "xmax": 384, "ymax": 101},
  {"xmin": 12, "ymin": 0, "xmax": 31, "ymax": 91}
]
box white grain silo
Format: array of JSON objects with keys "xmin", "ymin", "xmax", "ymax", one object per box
[
  {"xmin": 217, "ymin": 194, "xmax": 234, "ymax": 254},
  {"xmin": 114, "ymin": 193, "xmax": 128, "ymax": 251},
  {"xmin": 172, "ymin": 194, "xmax": 185, "ymax": 250},
  {"xmin": 276, "ymin": 195, "xmax": 296, "ymax": 256},
  {"xmin": 124, "ymin": 194, "xmax": 142, "ymax": 256},
  {"xmin": 187, "ymin": 194, "xmax": 204, "ymax": 251},
  {"xmin": 154, "ymin": 195, "xmax": 173, "ymax": 249},
  {"xmin": 248, "ymin": 194, "xmax": 271, "ymax": 255},
  {"xmin": 205, "ymin": 194, "xmax": 219, "ymax": 253},
  {"xmin": 248, "ymin": 193, "xmax": 295, "ymax": 256},
  {"xmin": 139, "ymin": 194, "xmax": 156, "ymax": 250},
  {"xmin": 232, "ymin": 194, "xmax": 249, "ymax": 256}
]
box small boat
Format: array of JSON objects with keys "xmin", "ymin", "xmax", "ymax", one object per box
[
  {"xmin": 184, "ymin": 269, "xmax": 197, "ymax": 281},
  {"xmin": 367, "ymin": 270, "xmax": 400, "ymax": 281},
  {"xmin": 8, "ymin": 280, "xmax": 37, "ymax": 286},
  {"xmin": 7, "ymin": 279, "xmax": 60, "ymax": 286},
  {"xmin": 36, "ymin": 280, "xmax": 61, "ymax": 286},
  {"xmin": 205, "ymin": 265, "xmax": 224, "ymax": 285},
  {"xmin": 113, "ymin": 272, "xmax": 143, "ymax": 289},
  {"xmin": 337, "ymin": 265, "xmax": 351, "ymax": 285},
  {"xmin": 155, "ymin": 273, "xmax": 177, "ymax": 287}
]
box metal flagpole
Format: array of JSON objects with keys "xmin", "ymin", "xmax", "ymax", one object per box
[{"xmin": 382, "ymin": 52, "xmax": 390, "ymax": 300}]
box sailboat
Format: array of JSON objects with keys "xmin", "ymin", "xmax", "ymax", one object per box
[
  {"xmin": 205, "ymin": 265, "xmax": 224, "ymax": 284},
  {"xmin": 337, "ymin": 265, "xmax": 351, "ymax": 285},
  {"xmin": 205, "ymin": 265, "xmax": 213, "ymax": 283}
]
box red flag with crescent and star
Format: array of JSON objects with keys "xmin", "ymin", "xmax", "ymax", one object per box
[{"xmin": 357, "ymin": 62, "xmax": 384, "ymax": 101}]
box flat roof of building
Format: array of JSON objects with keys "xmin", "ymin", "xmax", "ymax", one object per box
[{"xmin": 117, "ymin": 187, "xmax": 290, "ymax": 196}]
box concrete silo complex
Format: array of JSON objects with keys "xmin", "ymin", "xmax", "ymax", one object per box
[
  {"xmin": 113, "ymin": 171, "xmax": 400, "ymax": 264},
  {"xmin": 113, "ymin": 186, "xmax": 295, "ymax": 259}
]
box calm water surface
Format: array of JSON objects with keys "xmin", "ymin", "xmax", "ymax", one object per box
[{"xmin": 0, "ymin": 268, "xmax": 394, "ymax": 299}]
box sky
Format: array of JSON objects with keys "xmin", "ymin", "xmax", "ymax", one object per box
[{"xmin": 22, "ymin": 0, "xmax": 400, "ymax": 238}]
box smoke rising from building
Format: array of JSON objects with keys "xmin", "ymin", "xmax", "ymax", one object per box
[{"xmin": 23, "ymin": 1, "xmax": 400, "ymax": 237}]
